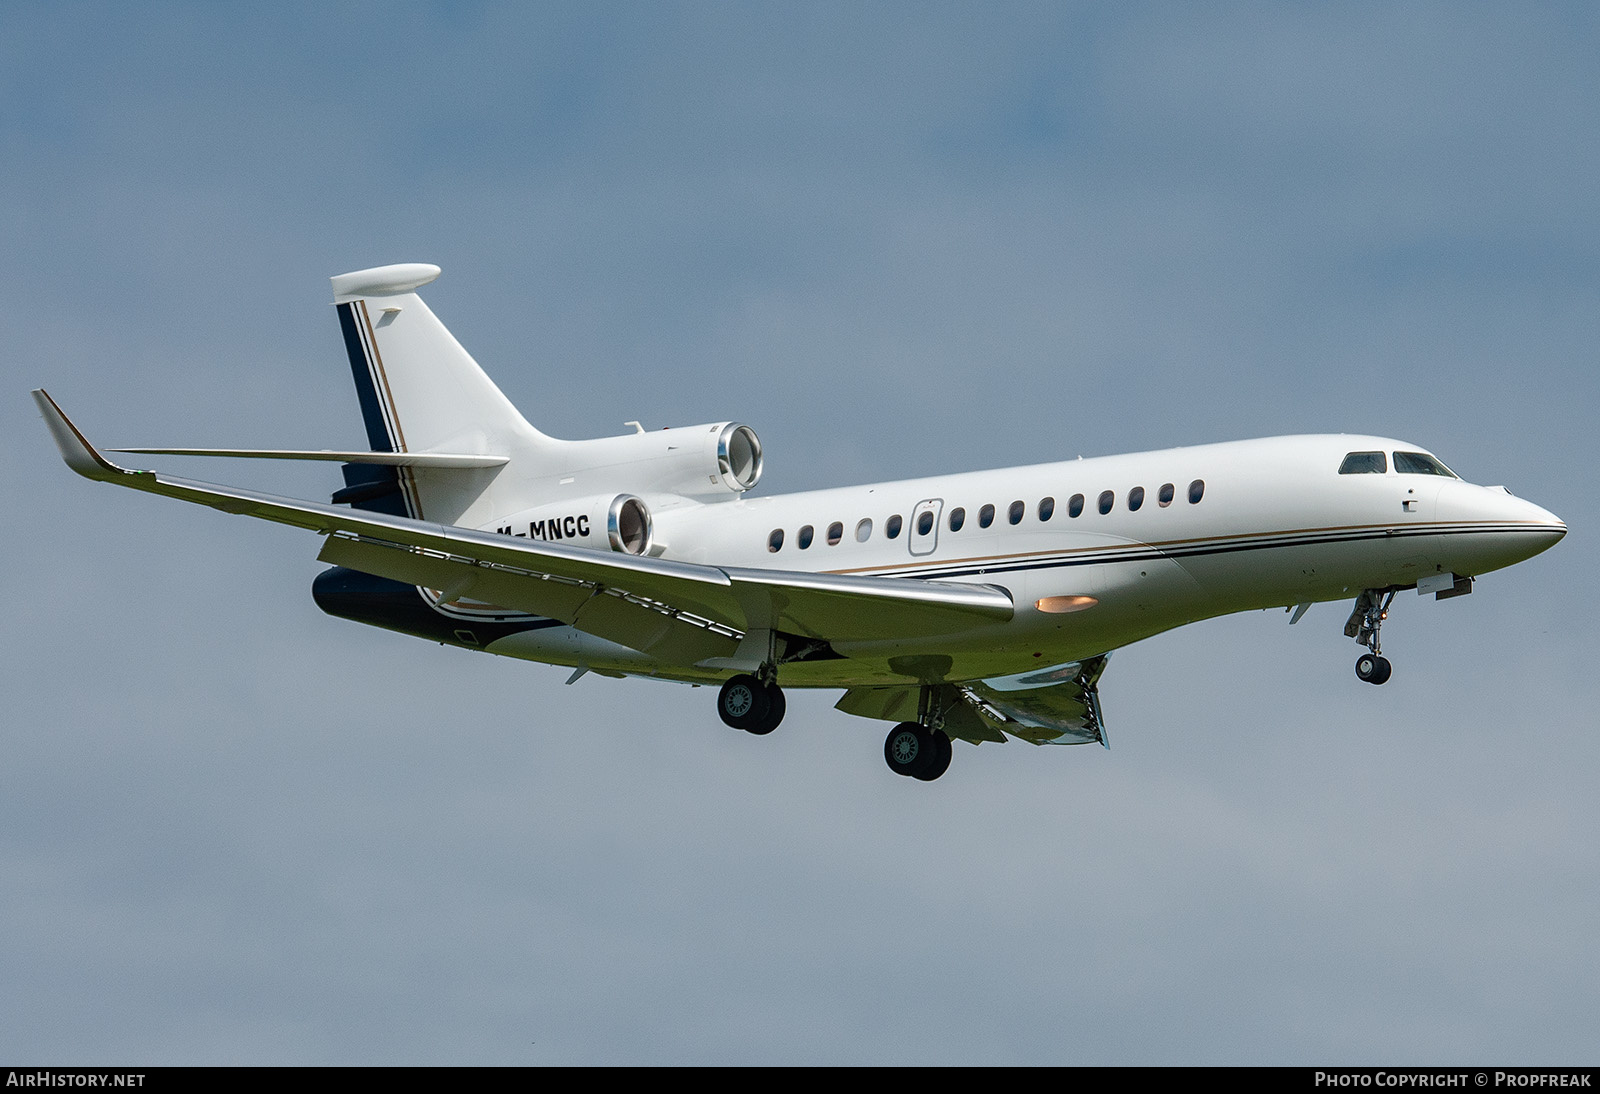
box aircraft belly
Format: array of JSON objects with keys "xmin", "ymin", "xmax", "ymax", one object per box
[{"xmin": 1170, "ymin": 534, "xmax": 1445, "ymax": 613}]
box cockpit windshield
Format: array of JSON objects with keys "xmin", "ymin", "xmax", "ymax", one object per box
[
  {"xmin": 1393, "ymin": 451, "xmax": 1458, "ymax": 478},
  {"xmin": 1338, "ymin": 451, "xmax": 1387, "ymax": 474},
  {"xmin": 1339, "ymin": 449, "xmax": 1459, "ymax": 478}
]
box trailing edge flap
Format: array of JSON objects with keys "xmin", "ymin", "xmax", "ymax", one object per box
[
  {"xmin": 835, "ymin": 655, "xmax": 1110, "ymax": 748},
  {"xmin": 834, "ymin": 685, "xmax": 1009, "ymax": 745},
  {"xmin": 34, "ymin": 390, "xmax": 1014, "ymax": 663},
  {"xmin": 966, "ymin": 655, "xmax": 1110, "ymax": 747}
]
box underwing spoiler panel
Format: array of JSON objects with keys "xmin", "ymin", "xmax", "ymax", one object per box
[{"xmin": 32, "ymin": 390, "xmax": 1015, "ymax": 664}]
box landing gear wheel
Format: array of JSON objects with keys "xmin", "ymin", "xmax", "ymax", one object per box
[
  {"xmin": 884, "ymin": 723, "xmax": 950, "ymax": 780},
  {"xmin": 1355, "ymin": 653, "xmax": 1392, "ymax": 685},
  {"xmin": 744, "ymin": 683, "xmax": 785, "ymax": 735},
  {"xmin": 913, "ymin": 730, "xmax": 952, "ymax": 782},
  {"xmin": 718, "ymin": 674, "xmax": 769, "ymax": 730},
  {"xmin": 718, "ymin": 675, "xmax": 786, "ymax": 733},
  {"xmin": 884, "ymin": 722, "xmax": 929, "ymax": 777}
]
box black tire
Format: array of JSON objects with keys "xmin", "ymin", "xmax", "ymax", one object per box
[
  {"xmin": 913, "ymin": 730, "xmax": 952, "ymax": 781},
  {"xmin": 1356, "ymin": 653, "xmax": 1380, "ymax": 684},
  {"xmin": 1370, "ymin": 656, "xmax": 1392, "ymax": 685},
  {"xmin": 884, "ymin": 722, "xmax": 932, "ymax": 778},
  {"xmin": 718, "ymin": 674, "xmax": 770, "ymax": 730},
  {"xmin": 744, "ymin": 683, "xmax": 786, "ymax": 735}
]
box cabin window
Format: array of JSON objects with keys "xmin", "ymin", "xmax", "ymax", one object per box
[
  {"xmin": 1008, "ymin": 500, "xmax": 1025, "ymax": 525},
  {"xmin": 1394, "ymin": 451, "xmax": 1457, "ymax": 478},
  {"xmin": 917, "ymin": 511, "xmax": 934, "ymax": 536},
  {"xmin": 1128, "ymin": 486, "xmax": 1145, "ymax": 512},
  {"xmin": 1158, "ymin": 483, "xmax": 1175, "ymax": 507},
  {"xmin": 1188, "ymin": 479, "xmax": 1205, "ymax": 504},
  {"xmin": 1098, "ymin": 490, "xmax": 1114, "ymax": 515},
  {"xmin": 827, "ymin": 521, "xmax": 843, "ymax": 546},
  {"xmin": 949, "ymin": 507, "xmax": 966, "ymax": 532},
  {"xmin": 798, "ymin": 524, "xmax": 814, "ymax": 549},
  {"xmin": 978, "ymin": 504, "xmax": 995, "ymax": 528},
  {"xmin": 1068, "ymin": 494, "xmax": 1085, "ymax": 518},
  {"xmin": 1039, "ymin": 496, "xmax": 1055, "ymax": 521},
  {"xmin": 768, "ymin": 529, "xmax": 783, "ymax": 553},
  {"xmin": 886, "ymin": 514, "xmax": 903, "ymax": 539},
  {"xmin": 856, "ymin": 518, "xmax": 873, "ymax": 542},
  {"xmin": 1339, "ymin": 451, "xmax": 1387, "ymax": 475}
]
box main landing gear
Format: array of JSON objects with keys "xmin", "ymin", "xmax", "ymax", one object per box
[
  {"xmin": 717, "ymin": 672, "xmax": 786, "ymax": 735},
  {"xmin": 881, "ymin": 686, "xmax": 954, "ymax": 781},
  {"xmin": 716, "ymin": 668, "xmax": 954, "ymax": 782},
  {"xmin": 883, "ymin": 722, "xmax": 952, "ymax": 782},
  {"xmin": 1346, "ymin": 588, "xmax": 1395, "ymax": 685}
]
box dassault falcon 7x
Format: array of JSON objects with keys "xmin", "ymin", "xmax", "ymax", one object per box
[{"xmin": 34, "ymin": 263, "xmax": 1566, "ymax": 782}]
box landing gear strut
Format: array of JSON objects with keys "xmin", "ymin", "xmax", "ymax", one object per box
[
  {"xmin": 882, "ymin": 686, "xmax": 954, "ymax": 781},
  {"xmin": 717, "ymin": 632, "xmax": 787, "ymax": 735},
  {"xmin": 1345, "ymin": 589, "xmax": 1395, "ymax": 685}
]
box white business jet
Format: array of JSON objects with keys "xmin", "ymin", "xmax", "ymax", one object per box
[{"xmin": 34, "ymin": 263, "xmax": 1566, "ymax": 782}]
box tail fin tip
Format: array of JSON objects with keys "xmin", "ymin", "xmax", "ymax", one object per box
[{"xmin": 331, "ymin": 263, "xmax": 442, "ymax": 303}]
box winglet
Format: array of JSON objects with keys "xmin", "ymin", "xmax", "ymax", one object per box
[{"xmin": 31, "ymin": 389, "xmax": 145, "ymax": 482}]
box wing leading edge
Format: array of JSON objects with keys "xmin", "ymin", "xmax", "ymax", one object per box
[{"xmin": 33, "ymin": 390, "xmax": 1014, "ymax": 665}]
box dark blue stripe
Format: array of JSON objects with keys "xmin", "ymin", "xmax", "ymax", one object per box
[
  {"xmin": 335, "ymin": 302, "xmax": 395, "ymax": 454},
  {"xmin": 883, "ymin": 524, "xmax": 1482, "ymax": 581}
]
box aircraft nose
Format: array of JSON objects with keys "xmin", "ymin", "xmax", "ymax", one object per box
[{"xmin": 1440, "ymin": 483, "xmax": 1565, "ymax": 575}]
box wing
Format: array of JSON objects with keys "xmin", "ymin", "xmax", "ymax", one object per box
[{"xmin": 34, "ymin": 391, "xmax": 1014, "ymax": 666}]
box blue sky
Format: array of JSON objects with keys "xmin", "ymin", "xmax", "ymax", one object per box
[{"xmin": 4, "ymin": 3, "xmax": 1596, "ymax": 1064}]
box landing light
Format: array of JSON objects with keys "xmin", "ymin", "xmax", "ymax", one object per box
[{"xmin": 1036, "ymin": 596, "xmax": 1098, "ymax": 614}]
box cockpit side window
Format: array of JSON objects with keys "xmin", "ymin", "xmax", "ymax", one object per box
[
  {"xmin": 1393, "ymin": 451, "xmax": 1458, "ymax": 478},
  {"xmin": 1339, "ymin": 451, "xmax": 1387, "ymax": 475}
]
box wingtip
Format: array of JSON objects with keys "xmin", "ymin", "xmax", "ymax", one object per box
[{"xmin": 32, "ymin": 389, "xmax": 135, "ymax": 481}]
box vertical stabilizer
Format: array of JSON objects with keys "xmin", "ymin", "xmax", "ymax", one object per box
[{"xmin": 331, "ymin": 263, "xmax": 552, "ymax": 526}]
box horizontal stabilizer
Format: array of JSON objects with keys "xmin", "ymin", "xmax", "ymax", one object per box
[{"xmin": 112, "ymin": 448, "xmax": 508, "ymax": 468}]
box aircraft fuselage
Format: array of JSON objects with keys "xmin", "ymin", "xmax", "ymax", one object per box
[{"xmin": 319, "ymin": 432, "xmax": 1563, "ymax": 688}]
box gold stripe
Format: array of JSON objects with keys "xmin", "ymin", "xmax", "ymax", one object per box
[{"xmin": 816, "ymin": 519, "xmax": 1553, "ymax": 577}]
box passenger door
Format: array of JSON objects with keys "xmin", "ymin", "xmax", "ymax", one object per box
[{"xmin": 909, "ymin": 498, "xmax": 943, "ymax": 557}]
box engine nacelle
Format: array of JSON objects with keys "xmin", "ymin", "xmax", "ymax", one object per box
[
  {"xmin": 706, "ymin": 422, "xmax": 764, "ymax": 494},
  {"xmin": 551, "ymin": 421, "xmax": 763, "ymax": 499},
  {"xmin": 488, "ymin": 493, "xmax": 653, "ymax": 555}
]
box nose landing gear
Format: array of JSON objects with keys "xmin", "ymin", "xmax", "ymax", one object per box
[
  {"xmin": 1345, "ymin": 589, "xmax": 1396, "ymax": 685},
  {"xmin": 1355, "ymin": 651, "xmax": 1392, "ymax": 685}
]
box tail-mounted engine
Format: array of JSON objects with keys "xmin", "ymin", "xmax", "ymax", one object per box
[
  {"xmin": 710, "ymin": 422, "xmax": 763, "ymax": 494},
  {"xmin": 545, "ymin": 421, "xmax": 762, "ymax": 499},
  {"xmin": 618, "ymin": 421, "xmax": 761, "ymax": 497},
  {"xmin": 480, "ymin": 423, "xmax": 761, "ymax": 548},
  {"xmin": 491, "ymin": 493, "xmax": 653, "ymax": 555}
]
